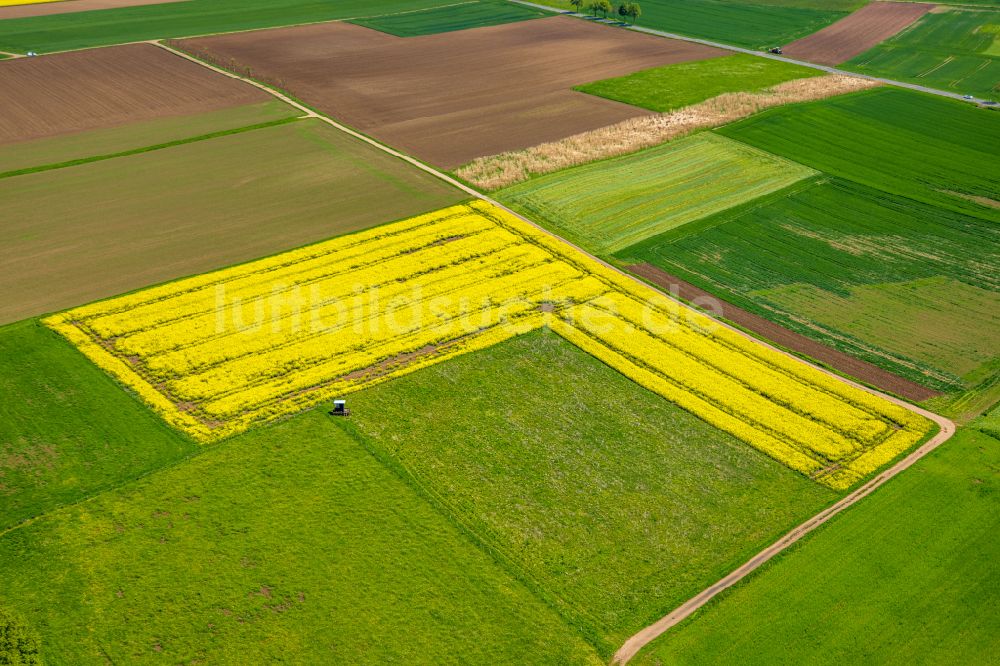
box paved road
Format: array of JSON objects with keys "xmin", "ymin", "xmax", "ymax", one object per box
[
  {"xmin": 159, "ymin": 40, "xmax": 958, "ymax": 666},
  {"xmin": 511, "ymin": 0, "xmax": 993, "ymax": 106}
]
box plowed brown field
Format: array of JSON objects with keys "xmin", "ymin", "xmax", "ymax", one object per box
[
  {"xmin": 176, "ymin": 17, "xmax": 725, "ymax": 168},
  {"xmin": 0, "ymin": 0, "xmax": 183, "ymax": 19},
  {"xmin": 783, "ymin": 2, "xmax": 934, "ymax": 66},
  {"xmin": 0, "ymin": 42, "xmax": 272, "ymax": 145}
]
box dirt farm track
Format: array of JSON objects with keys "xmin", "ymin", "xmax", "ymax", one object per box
[
  {"xmin": 176, "ymin": 16, "xmax": 726, "ymax": 168},
  {"xmin": 0, "ymin": 43, "xmax": 272, "ymax": 145},
  {"xmin": 783, "ymin": 1, "xmax": 934, "ymax": 66}
]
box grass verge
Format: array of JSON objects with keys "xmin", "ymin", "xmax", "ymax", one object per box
[{"xmin": 631, "ymin": 425, "xmax": 1000, "ymax": 665}]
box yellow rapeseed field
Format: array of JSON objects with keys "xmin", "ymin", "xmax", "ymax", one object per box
[
  {"xmin": 46, "ymin": 201, "xmax": 931, "ymax": 489},
  {"xmin": 0, "ymin": 0, "xmax": 62, "ymax": 6}
]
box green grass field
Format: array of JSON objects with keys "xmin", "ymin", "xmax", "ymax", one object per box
[
  {"xmin": 545, "ymin": 0, "xmax": 857, "ymax": 50},
  {"xmin": 619, "ymin": 177, "xmax": 1000, "ymax": 400},
  {"xmin": 631, "ymin": 425, "xmax": 1000, "ymax": 665},
  {"xmin": 844, "ymin": 8, "xmax": 999, "ymax": 101},
  {"xmin": 0, "ymin": 0, "xmax": 454, "ymax": 53},
  {"xmin": 345, "ymin": 329, "xmax": 837, "ymax": 655},
  {"xmin": 0, "ymin": 100, "xmax": 298, "ymax": 174},
  {"xmin": 0, "ymin": 320, "xmax": 196, "ymax": 531},
  {"xmin": 716, "ymin": 87, "xmax": 1000, "ymax": 221},
  {"xmin": 575, "ymin": 53, "xmax": 820, "ymax": 112},
  {"xmin": 0, "ymin": 411, "xmax": 600, "ymax": 664},
  {"xmin": 349, "ymin": 0, "xmax": 549, "ymax": 36},
  {"xmin": 0, "ymin": 328, "xmax": 836, "ymax": 662},
  {"xmin": 497, "ymin": 133, "xmax": 815, "ymax": 253},
  {"xmin": 0, "ymin": 118, "xmax": 463, "ymax": 324},
  {"xmin": 977, "ymin": 401, "xmax": 1000, "ymax": 438}
]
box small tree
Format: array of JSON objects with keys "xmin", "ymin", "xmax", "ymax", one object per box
[
  {"xmin": 0, "ymin": 608, "xmax": 41, "ymax": 665},
  {"xmin": 570, "ymin": 0, "xmax": 584, "ymax": 13},
  {"xmin": 627, "ymin": 1, "xmax": 642, "ymax": 24},
  {"xmin": 596, "ymin": 0, "xmax": 612, "ymax": 18},
  {"xmin": 618, "ymin": 2, "xmax": 628, "ymax": 20}
]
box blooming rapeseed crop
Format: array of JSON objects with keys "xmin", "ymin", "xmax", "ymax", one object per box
[{"xmin": 46, "ymin": 201, "xmax": 931, "ymax": 489}]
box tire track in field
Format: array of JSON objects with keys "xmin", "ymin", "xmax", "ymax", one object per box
[{"xmin": 152, "ymin": 40, "xmax": 958, "ymax": 665}]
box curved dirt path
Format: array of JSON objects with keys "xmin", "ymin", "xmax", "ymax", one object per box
[
  {"xmin": 154, "ymin": 40, "xmax": 958, "ymax": 666},
  {"xmin": 612, "ymin": 404, "xmax": 954, "ymax": 664}
]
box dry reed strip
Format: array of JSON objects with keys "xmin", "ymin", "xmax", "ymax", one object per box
[{"xmin": 455, "ymin": 75, "xmax": 880, "ymax": 191}]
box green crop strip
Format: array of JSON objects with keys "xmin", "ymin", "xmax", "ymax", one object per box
[
  {"xmin": 576, "ymin": 53, "xmax": 821, "ymax": 112},
  {"xmin": 498, "ymin": 133, "xmax": 816, "ymax": 254},
  {"xmin": 844, "ymin": 8, "xmax": 1000, "ymax": 101},
  {"xmin": 0, "ymin": 116, "xmax": 302, "ymax": 180}
]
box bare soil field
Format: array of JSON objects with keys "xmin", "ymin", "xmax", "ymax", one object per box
[
  {"xmin": 783, "ymin": 2, "xmax": 935, "ymax": 66},
  {"xmin": 0, "ymin": 42, "xmax": 271, "ymax": 145},
  {"xmin": 627, "ymin": 263, "xmax": 940, "ymax": 402},
  {"xmin": 0, "ymin": 119, "xmax": 462, "ymax": 324},
  {"xmin": 0, "ymin": 0, "xmax": 185, "ymax": 19},
  {"xmin": 175, "ymin": 16, "xmax": 725, "ymax": 168}
]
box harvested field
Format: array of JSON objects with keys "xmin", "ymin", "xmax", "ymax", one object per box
[
  {"xmin": 175, "ymin": 16, "xmax": 725, "ymax": 168},
  {"xmin": 0, "ymin": 119, "xmax": 463, "ymax": 324},
  {"xmin": 0, "ymin": 0, "xmax": 184, "ymax": 19},
  {"xmin": 0, "ymin": 42, "xmax": 272, "ymax": 145},
  {"xmin": 783, "ymin": 2, "xmax": 935, "ymax": 66},
  {"xmin": 0, "ymin": 99, "xmax": 298, "ymax": 174},
  {"xmin": 457, "ymin": 74, "xmax": 878, "ymax": 190},
  {"xmin": 626, "ymin": 263, "xmax": 940, "ymax": 402}
]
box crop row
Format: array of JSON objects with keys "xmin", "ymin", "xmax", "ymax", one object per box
[{"xmin": 47, "ymin": 201, "xmax": 932, "ymax": 488}]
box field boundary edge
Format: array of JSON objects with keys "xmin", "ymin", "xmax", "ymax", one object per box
[{"xmin": 152, "ymin": 38, "xmax": 958, "ymax": 665}]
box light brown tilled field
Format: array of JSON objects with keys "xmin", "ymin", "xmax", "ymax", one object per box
[
  {"xmin": 783, "ymin": 1, "xmax": 935, "ymax": 66},
  {"xmin": 176, "ymin": 16, "xmax": 726, "ymax": 168},
  {"xmin": 0, "ymin": 42, "xmax": 273, "ymax": 145},
  {"xmin": 0, "ymin": 120, "xmax": 463, "ymax": 324}
]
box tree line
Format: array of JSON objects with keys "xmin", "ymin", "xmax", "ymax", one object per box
[{"xmin": 570, "ymin": 0, "xmax": 642, "ymax": 24}]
